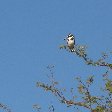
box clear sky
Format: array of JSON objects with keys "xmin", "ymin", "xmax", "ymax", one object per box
[{"xmin": 0, "ymin": 0, "xmax": 112, "ymax": 112}]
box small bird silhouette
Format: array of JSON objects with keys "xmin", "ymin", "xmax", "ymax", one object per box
[{"xmin": 66, "ymin": 33, "xmax": 75, "ymax": 51}]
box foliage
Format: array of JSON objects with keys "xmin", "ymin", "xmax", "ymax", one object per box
[
  {"xmin": 36, "ymin": 36, "xmax": 112, "ymax": 112},
  {"xmin": 0, "ymin": 103, "xmax": 12, "ymax": 112},
  {"xmin": 36, "ymin": 73, "xmax": 112, "ymax": 112},
  {"xmin": 60, "ymin": 44, "xmax": 112, "ymax": 69}
]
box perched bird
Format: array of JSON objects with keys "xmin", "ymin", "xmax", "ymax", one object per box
[{"xmin": 65, "ymin": 33, "xmax": 75, "ymax": 51}]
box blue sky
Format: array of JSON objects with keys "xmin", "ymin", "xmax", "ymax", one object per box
[{"xmin": 0, "ymin": 0, "xmax": 112, "ymax": 112}]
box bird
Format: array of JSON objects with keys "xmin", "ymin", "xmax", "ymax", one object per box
[{"xmin": 65, "ymin": 33, "xmax": 75, "ymax": 51}]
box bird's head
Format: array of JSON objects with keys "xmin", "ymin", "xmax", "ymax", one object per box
[
  {"xmin": 66, "ymin": 33, "xmax": 75, "ymax": 42},
  {"xmin": 64, "ymin": 33, "xmax": 74, "ymax": 40}
]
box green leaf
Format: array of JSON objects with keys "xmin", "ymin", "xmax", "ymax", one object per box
[{"xmin": 106, "ymin": 80, "xmax": 112, "ymax": 93}]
